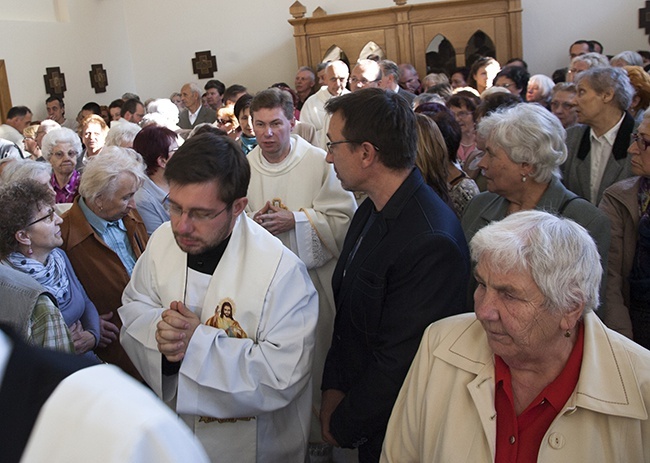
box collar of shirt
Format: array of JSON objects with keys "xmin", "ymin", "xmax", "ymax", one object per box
[
  {"xmin": 78, "ymin": 196, "xmax": 126, "ymax": 235},
  {"xmin": 494, "ymin": 322, "xmax": 584, "ymax": 463},
  {"xmin": 51, "ymin": 170, "xmax": 80, "ymax": 196},
  {"xmin": 589, "ymin": 112, "xmax": 625, "ymax": 146},
  {"xmin": 187, "ymin": 234, "xmax": 231, "ymax": 275}
]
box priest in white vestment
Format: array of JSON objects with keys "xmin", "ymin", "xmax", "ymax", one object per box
[
  {"xmin": 119, "ymin": 134, "xmax": 318, "ymax": 463},
  {"xmin": 246, "ymin": 88, "xmax": 357, "ymax": 447}
]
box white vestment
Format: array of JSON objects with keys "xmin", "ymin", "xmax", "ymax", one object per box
[
  {"xmin": 246, "ymin": 134, "xmax": 357, "ymax": 440},
  {"xmin": 119, "ymin": 215, "xmax": 318, "ymax": 463},
  {"xmin": 21, "ymin": 364, "xmax": 210, "ymax": 463},
  {"xmin": 300, "ymin": 87, "xmax": 350, "ymax": 146}
]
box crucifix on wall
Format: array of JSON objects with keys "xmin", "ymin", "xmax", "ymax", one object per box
[
  {"xmin": 44, "ymin": 67, "xmax": 66, "ymax": 97},
  {"xmin": 89, "ymin": 64, "xmax": 108, "ymax": 93},
  {"xmin": 192, "ymin": 51, "xmax": 218, "ymax": 79},
  {"xmin": 641, "ymin": 1, "xmax": 650, "ymax": 44}
]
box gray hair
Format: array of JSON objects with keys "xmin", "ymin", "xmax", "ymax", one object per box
[
  {"xmin": 105, "ymin": 122, "xmax": 141, "ymax": 148},
  {"xmin": 551, "ymin": 82, "xmax": 577, "ymax": 97},
  {"xmin": 575, "ymin": 66, "xmax": 635, "ymax": 112},
  {"xmin": 187, "ymin": 82, "xmax": 202, "ymax": 97},
  {"xmin": 571, "ymin": 52, "xmax": 610, "ymax": 70},
  {"xmin": 379, "ymin": 60, "xmax": 400, "ymax": 80},
  {"xmin": 610, "ymin": 50, "xmax": 644, "ymax": 67},
  {"xmin": 470, "ymin": 210, "xmax": 601, "ymax": 314},
  {"xmin": 528, "ymin": 74, "xmax": 555, "ymax": 100},
  {"xmin": 79, "ymin": 147, "xmax": 146, "ymax": 203},
  {"xmin": 1, "ymin": 159, "xmax": 52, "ymax": 184},
  {"xmin": 41, "ymin": 127, "xmax": 82, "ymax": 161},
  {"xmin": 413, "ymin": 92, "xmax": 445, "ymax": 108},
  {"xmin": 477, "ymin": 103, "xmax": 567, "ymax": 183}
]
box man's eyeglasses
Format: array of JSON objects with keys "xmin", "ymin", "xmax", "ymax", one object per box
[
  {"xmin": 164, "ymin": 196, "xmax": 230, "ymax": 222},
  {"xmin": 27, "ymin": 208, "xmax": 55, "ymax": 227},
  {"xmin": 326, "ymin": 140, "xmax": 379, "ymax": 154},
  {"xmin": 632, "ymin": 132, "xmax": 650, "ymax": 151}
]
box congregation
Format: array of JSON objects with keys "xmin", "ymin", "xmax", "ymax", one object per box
[{"xmin": 2, "ymin": 37, "xmax": 650, "ymax": 463}]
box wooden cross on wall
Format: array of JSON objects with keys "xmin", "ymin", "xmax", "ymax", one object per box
[
  {"xmin": 44, "ymin": 67, "xmax": 66, "ymax": 97},
  {"xmin": 89, "ymin": 64, "xmax": 108, "ymax": 93},
  {"xmin": 641, "ymin": 1, "xmax": 650, "ymax": 44},
  {"xmin": 192, "ymin": 51, "xmax": 217, "ymax": 79}
]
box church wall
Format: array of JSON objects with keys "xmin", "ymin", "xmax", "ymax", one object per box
[{"xmin": 0, "ymin": 0, "xmax": 646, "ymax": 122}]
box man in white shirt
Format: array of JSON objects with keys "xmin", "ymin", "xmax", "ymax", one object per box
[
  {"xmin": 119, "ymin": 133, "xmax": 318, "ymax": 462},
  {"xmin": 301, "ymin": 60, "xmax": 350, "ymax": 144},
  {"xmin": 0, "ymin": 106, "xmax": 32, "ymax": 156}
]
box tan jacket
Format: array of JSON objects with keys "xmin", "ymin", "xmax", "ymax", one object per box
[
  {"xmin": 381, "ymin": 312, "xmax": 650, "ymax": 462},
  {"xmin": 60, "ymin": 198, "xmax": 148, "ymax": 378},
  {"xmin": 599, "ymin": 176, "xmax": 641, "ymax": 339}
]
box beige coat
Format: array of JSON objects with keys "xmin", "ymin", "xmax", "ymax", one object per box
[
  {"xmin": 599, "ymin": 176, "xmax": 641, "ymax": 339},
  {"xmin": 381, "ymin": 312, "xmax": 650, "ymax": 462}
]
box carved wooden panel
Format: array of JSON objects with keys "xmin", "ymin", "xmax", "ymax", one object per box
[
  {"xmin": 289, "ymin": 0, "xmax": 522, "ymax": 78},
  {"xmin": 0, "ymin": 61, "xmax": 12, "ymax": 124}
]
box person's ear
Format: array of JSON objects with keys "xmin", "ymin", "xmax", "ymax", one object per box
[
  {"xmin": 15, "ymin": 229, "xmax": 31, "ymax": 246},
  {"xmin": 231, "ymin": 197, "xmax": 248, "ymax": 217}
]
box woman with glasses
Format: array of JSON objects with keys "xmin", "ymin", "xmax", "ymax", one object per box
[
  {"xmin": 599, "ymin": 112, "xmax": 650, "ymax": 348},
  {"xmin": 0, "ymin": 179, "xmax": 100, "ymax": 360},
  {"xmin": 132, "ymin": 125, "xmax": 179, "ymax": 235},
  {"xmin": 60, "ymin": 147, "xmax": 148, "ymax": 378},
  {"xmin": 492, "ymin": 65, "xmax": 529, "ymax": 100},
  {"xmin": 42, "ymin": 127, "xmax": 82, "ymax": 205}
]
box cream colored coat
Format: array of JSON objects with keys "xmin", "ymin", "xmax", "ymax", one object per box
[{"xmin": 381, "ymin": 312, "xmax": 650, "ymax": 462}]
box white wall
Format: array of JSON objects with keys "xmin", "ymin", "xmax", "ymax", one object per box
[{"xmin": 0, "ymin": 0, "xmax": 646, "ymax": 121}]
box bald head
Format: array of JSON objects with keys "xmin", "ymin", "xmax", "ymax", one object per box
[
  {"xmin": 325, "ymin": 61, "xmax": 350, "ymax": 97},
  {"xmin": 350, "ymin": 60, "xmax": 382, "ymax": 92}
]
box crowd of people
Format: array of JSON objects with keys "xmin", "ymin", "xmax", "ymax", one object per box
[{"xmin": 1, "ymin": 38, "xmax": 650, "ymax": 463}]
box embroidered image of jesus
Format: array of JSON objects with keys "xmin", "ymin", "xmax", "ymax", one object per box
[{"xmin": 205, "ymin": 300, "xmax": 247, "ymax": 338}]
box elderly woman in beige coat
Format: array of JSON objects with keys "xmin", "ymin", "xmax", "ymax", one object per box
[{"xmin": 381, "ymin": 211, "xmax": 650, "ymax": 462}]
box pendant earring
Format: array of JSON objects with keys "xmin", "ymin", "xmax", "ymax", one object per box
[
  {"xmin": 27, "ymin": 246, "xmax": 33, "ymax": 256},
  {"xmin": 521, "ymin": 175, "xmax": 527, "ymax": 183},
  {"xmin": 564, "ymin": 329, "xmax": 571, "ymax": 338}
]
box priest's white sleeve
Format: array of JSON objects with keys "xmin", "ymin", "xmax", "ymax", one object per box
[
  {"xmin": 176, "ymin": 249, "xmax": 318, "ymax": 418},
  {"xmin": 119, "ymin": 250, "xmax": 168, "ymax": 399}
]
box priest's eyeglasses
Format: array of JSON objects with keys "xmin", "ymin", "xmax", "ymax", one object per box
[{"xmin": 164, "ymin": 196, "xmax": 230, "ymax": 222}]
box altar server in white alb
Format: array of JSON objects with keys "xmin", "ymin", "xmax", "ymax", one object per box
[
  {"xmin": 246, "ymin": 88, "xmax": 357, "ymax": 444},
  {"xmin": 119, "ymin": 133, "xmax": 318, "ymax": 463}
]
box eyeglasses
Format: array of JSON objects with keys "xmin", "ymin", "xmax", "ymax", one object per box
[
  {"xmin": 326, "ymin": 139, "xmax": 379, "ymax": 153},
  {"xmin": 164, "ymin": 196, "xmax": 230, "ymax": 222},
  {"xmin": 550, "ymin": 101, "xmax": 577, "ymax": 111},
  {"xmin": 27, "ymin": 208, "xmax": 55, "ymax": 227},
  {"xmin": 632, "ymin": 132, "xmax": 650, "ymax": 151},
  {"xmin": 497, "ymin": 83, "xmax": 514, "ymax": 88}
]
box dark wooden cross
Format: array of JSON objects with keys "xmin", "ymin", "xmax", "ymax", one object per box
[
  {"xmin": 44, "ymin": 67, "xmax": 66, "ymax": 97},
  {"xmin": 192, "ymin": 51, "xmax": 217, "ymax": 79},
  {"xmin": 89, "ymin": 64, "xmax": 108, "ymax": 93},
  {"xmin": 641, "ymin": 1, "xmax": 650, "ymax": 44}
]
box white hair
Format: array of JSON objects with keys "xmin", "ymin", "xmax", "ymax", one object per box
[
  {"xmin": 528, "ymin": 74, "xmax": 555, "ymax": 100},
  {"xmin": 79, "ymin": 147, "xmax": 146, "ymax": 203},
  {"xmin": 611, "ymin": 51, "xmax": 644, "ymax": 67},
  {"xmin": 41, "ymin": 127, "xmax": 82, "ymax": 161},
  {"xmin": 145, "ymin": 98, "xmax": 180, "ymax": 128},
  {"xmin": 571, "ymin": 52, "xmax": 610, "ymax": 70},
  {"xmin": 470, "ymin": 210, "xmax": 601, "ymax": 314},
  {"xmin": 1, "ymin": 159, "xmax": 52, "ymax": 184},
  {"xmin": 477, "ymin": 103, "xmax": 567, "ymax": 183},
  {"xmin": 105, "ymin": 122, "xmax": 141, "ymax": 148}
]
